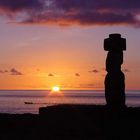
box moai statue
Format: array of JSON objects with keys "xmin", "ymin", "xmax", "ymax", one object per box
[{"xmin": 104, "ymin": 34, "xmax": 126, "ymax": 108}]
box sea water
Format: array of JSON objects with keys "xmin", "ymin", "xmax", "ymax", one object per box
[{"xmin": 0, "ymin": 90, "xmax": 139, "ymax": 114}]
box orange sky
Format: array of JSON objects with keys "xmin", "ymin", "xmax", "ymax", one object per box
[{"xmin": 0, "ymin": 21, "xmax": 140, "ymax": 90}]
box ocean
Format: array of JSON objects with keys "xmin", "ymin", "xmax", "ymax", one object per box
[{"xmin": 0, "ymin": 90, "xmax": 139, "ymax": 114}]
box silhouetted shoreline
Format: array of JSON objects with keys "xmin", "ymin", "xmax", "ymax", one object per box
[{"xmin": 0, "ymin": 104, "xmax": 140, "ymax": 140}]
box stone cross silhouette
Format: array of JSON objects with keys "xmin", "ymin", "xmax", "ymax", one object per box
[{"xmin": 104, "ymin": 34, "xmax": 126, "ymax": 108}]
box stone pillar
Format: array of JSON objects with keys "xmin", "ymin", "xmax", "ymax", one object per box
[{"xmin": 104, "ymin": 34, "xmax": 126, "ymax": 108}]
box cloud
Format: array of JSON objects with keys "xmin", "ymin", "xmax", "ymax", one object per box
[
  {"xmin": 78, "ymin": 83, "xmax": 102, "ymax": 89},
  {"xmin": 0, "ymin": 70, "xmax": 4, "ymax": 73},
  {"xmin": 4, "ymin": 70, "xmax": 8, "ymax": 73},
  {"xmin": 48, "ymin": 73, "xmax": 54, "ymax": 77},
  {"xmin": 89, "ymin": 69, "xmax": 99, "ymax": 73},
  {"xmin": 75, "ymin": 73, "xmax": 80, "ymax": 77},
  {"xmin": 10, "ymin": 68, "xmax": 23, "ymax": 75},
  {"xmin": 0, "ymin": 69, "xmax": 8, "ymax": 74},
  {"xmin": 36, "ymin": 69, "xmax": 40, "ymax": 72},
  {"xmin": 123, "ymin": 69, "xmax": 131, "ymax": 73},
  {"xmin": 0, "ymin": 0, "xmax": 42, "ymax": 11},
  {"xmin": 0, "ymin": 0, "xmax": 140, "ymax": 27}
]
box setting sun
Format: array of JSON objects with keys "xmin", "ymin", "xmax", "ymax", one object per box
[{"xmin": 52, "ymin": 86, "xmax": 60, "ymax": 92}]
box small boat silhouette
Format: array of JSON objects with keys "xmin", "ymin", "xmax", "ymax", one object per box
[{"xmin": 24, "ymin": 102, "xmax": 33, "ymax": 105}]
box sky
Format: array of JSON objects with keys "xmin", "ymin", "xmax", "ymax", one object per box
[{"xmin": 0, "ymin": 0, "xmax": 140, "ymax": 90}]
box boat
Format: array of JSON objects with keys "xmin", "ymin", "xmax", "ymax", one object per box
[{"xmin": 24, "ymin": 102, "xmax": 33, "ymax": 105}]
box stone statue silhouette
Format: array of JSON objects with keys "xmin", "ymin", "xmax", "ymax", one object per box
[{"xmin": 104, "ymin": 34, "xmax": 126, "ymax": 108}]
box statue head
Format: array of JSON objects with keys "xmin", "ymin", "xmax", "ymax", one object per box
[{"xmin": 104, "ymin": 33, "xmax": 126, "ymax": 51}]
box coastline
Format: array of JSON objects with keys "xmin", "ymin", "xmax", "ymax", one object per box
[{"xmin": 0, "ymin": 104, "xmax": 140, "ymax": 140}]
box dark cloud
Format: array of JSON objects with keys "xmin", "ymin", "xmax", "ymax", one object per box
[
  {"xmin": 0, "ymin": 0, "xmax": 42, "ymax": 11},
  {"xmin": 78, "ymin": 83, "xmax": 102, "ymax": 89},
  {"xmin": 89, "ymin": 69, "xmax": 99, "ymax": 73},
  {"xmin": 48, "ymin": 73, "xmax": 54, "ymax": 77},
  {"xmin": 10, "ymin": 68, "xmax": 23, "ymax": 75},
  {"xmin": 75, "ymin": 73, "xmax": 80, "ymax": 77},
  {"xmin": 36, "ymin": 69, "xmax": 40, "ymax": 72},
  {"xmin": 4, "ymin": 70, "xmax": 8, "ymax": 73},
  {"xmin": 0, "ymin": 70, "xmax": 5, "ymax": 73},
  {"xmin": 123, "ymin": 69, "xmax": 131, "ymax": 73},
  {"xmin": 0, "ymin": 69, "xmax": 8, "ymax": 74},
  {"xmin": 0, "ymin": 0, "xmax": 140, "ymax": 27},
  {"xmin": 54, "ymin": 0, "xmax": 140, "ymax": 10}
]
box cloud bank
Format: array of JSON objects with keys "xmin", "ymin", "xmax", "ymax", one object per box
[{"xmin": 0, "ymin": 0, "xmax": 140, "ymax": 27}]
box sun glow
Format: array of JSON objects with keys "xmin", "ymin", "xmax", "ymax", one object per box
[
  {"xmin": 52, "ymin": 86, "xmax": 60, "ymax": 92},
  {"xmin": 49, "ymin": 86, "xmax": 63, "ymax": 96}
]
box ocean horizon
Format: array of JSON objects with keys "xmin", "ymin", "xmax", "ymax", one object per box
[{"xmin": 0, "ymin": 90, "xmax": 140, "ymax": 114}]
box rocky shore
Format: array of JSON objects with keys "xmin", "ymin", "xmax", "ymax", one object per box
[{"xmin": 0, "ymin": 104, "xmax": 140, "ymax": 140}]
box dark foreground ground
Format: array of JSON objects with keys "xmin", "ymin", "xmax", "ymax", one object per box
[{"xmin": 0, "ymin": 105, "xmax": 140, "ymax": 140}]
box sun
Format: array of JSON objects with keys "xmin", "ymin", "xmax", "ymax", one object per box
[
  {"xmin": 49, "ymin": 86, "xmax": 62, "ymax": 96},
  {"xmin": 52, "ymin": 86, "xmax": 60, "ymax": 92}
]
